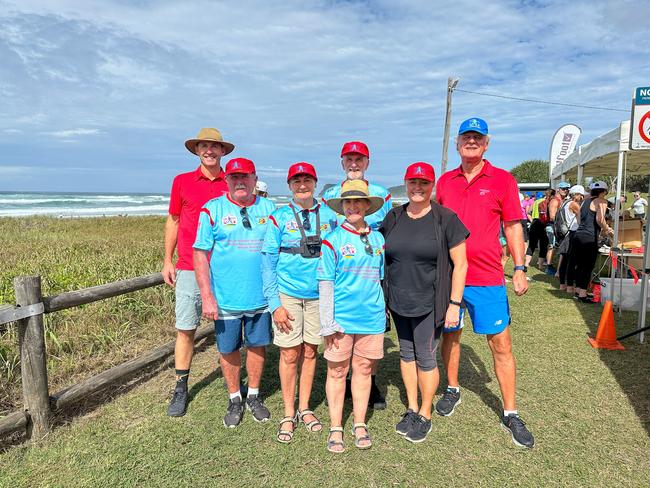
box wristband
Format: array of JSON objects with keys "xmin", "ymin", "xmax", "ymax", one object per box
[
  {"xmin": 449, "ymin": 299, "xmax": 462, "ymax": 307},
  {"xmin": 514, "ymin": 265, "xmax": 528, "ymax": 273}
]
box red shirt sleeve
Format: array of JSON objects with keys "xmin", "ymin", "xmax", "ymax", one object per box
[
  {"xmin": 500, "ymin": 172, "xmax": 522, "ymax": 222},
  {"xmin": 168, "ymin": 175, "xmax": 182, "ymax": 216},
  {"xmin": 435, "ymin": 177, "xmax": 445, "ymax": 205}
]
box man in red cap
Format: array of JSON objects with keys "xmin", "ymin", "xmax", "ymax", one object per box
[
  {"xmin": 164, "ymin": 127, "xmax": 232, "ymax": 417},
  {"xmin": 435, "ymin": 118, "xmax": 534, "ymax": 449},
  {"xmin": 194, "ymin": 158, "xmax": 276, "ymax": 428},
  {"xmin": 321, "ymin": 141, "xmax": 392, "ymax": 409}
]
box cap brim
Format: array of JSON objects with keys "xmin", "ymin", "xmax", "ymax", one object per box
[
  {"xmin": 458, "ymin": 128, "xmax": 488, "ymax": 135},
  {"xmin": 325, "ymin": 195, "xmax": 385, "ymax": 216},
  {"xmin": 287, "ymin": 172, "xmax": 317, "ymax": 182},
  {"xmin": 185, "ymin": 139, "xmax": 235, "ymax": 156}
]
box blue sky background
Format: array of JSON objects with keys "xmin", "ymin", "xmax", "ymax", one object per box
[{"xmin": 0, "ymin": 0, "xmax": 648, "ymax": 195}]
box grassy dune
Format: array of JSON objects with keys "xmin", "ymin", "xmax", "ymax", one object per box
[{"xmin": 0, "ymin": 216, "xmax": 173, "ymax": 415}]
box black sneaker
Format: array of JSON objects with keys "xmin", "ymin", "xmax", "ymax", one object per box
[
  {"xmin": 167, "ymin": 386, "xmax": 189, "ymax": 417},
  {"xmin": 223, "ymin": 397, "xmax": 245, "ymax": 428},
  {"xmin": 435, "ymin": 388, "xmax": 461, "ymax": 417},
  {"xmin": 395, "ymin": 409, "xmax": 418, "ymax": 436},
  {"xmin": 246, "ymin": 394, "xmax": 271, "ymax": 422},
  {"xmin": 501, "ymin": 414, "xmax": 535, "ymax": 448},
  {"xmin": 369, "ymin": 380, "xmax": 387, "ymax": 410},
  {"xmin": 405, "ymin": 415, "xmax": 432, "ymax": 443}
]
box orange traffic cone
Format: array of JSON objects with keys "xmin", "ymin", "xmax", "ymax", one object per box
[{"xmin": 588, "ymin": 300, "xmax": 625, "ymax": 350}]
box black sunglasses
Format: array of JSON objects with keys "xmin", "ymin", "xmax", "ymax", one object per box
[
  {"xmin": 359, "ymin": 232, "xmax": 373, "ymax": 255},
  {"xmin": 301, "ymin": 209, "xmax": 311, "ymax": 231},
  {"xmin": 240, "ymin": 207, "xmax": 251, "ymax": 229}
]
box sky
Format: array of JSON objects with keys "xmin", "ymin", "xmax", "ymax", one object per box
[{"xmin": 0, "ymin": 0, "xmax": 648, "ymax": 195}]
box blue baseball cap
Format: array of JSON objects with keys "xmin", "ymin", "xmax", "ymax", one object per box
[
  {"xmin": 458, "ymin": 117, "xmax": 488, "ymax": 135},
  {"xmin": 535, "ymin": 191, "xmax": 544, "ymax": 198},
  {"xmin": 558, "ymin": 181, "xmax": 571, "ymax": 189}
]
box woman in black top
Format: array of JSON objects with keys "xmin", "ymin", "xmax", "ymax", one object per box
[
  {"xmin": 380, "ymin": 162, "xmax": 468, "ymax": 444},
  {"xmin": 567, "ymin": 181, "xmax": 613, "ymax": 302}
]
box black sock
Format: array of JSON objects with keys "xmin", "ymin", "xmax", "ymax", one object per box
[{"xmin": 175, "ymin": 369, "xmax": 190, "ymax": 389}]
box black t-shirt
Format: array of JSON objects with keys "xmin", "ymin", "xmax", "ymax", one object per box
[{"xmin": 384, "ymin": 208, "xmax": 468, "ymax": 317}]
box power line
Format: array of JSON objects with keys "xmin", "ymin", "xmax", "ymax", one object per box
[{"xmin": 455, "ymin": 88, "xmax": 628, "ymax": 113}]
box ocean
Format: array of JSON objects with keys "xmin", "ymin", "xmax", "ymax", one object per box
[{"xmin": 0, "ymin": 192, "xmax": 292, "ymax": 218}]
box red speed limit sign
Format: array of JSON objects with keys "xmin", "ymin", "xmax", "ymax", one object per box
[{"xmin": 630, "ymin": 87, "xmax": 650, "ymax": 150}]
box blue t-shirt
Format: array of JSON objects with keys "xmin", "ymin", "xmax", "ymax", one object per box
[
  {"xmin": 262, "ymin": 200, "xmax": 339, "ymax": 304},
  {"xmin": 194, "ymin": 194, "xmax": 276, "ymax": 311},
  {"xmin": 317, "ymin": 225, "xmax": 385, "ymax": 334},
  {"xmin": 321, "ymin": 181, "xmax": 392, "ymax": 230}
]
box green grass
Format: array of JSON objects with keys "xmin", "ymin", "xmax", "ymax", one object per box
[{"xmin": 0, "ymin": 217, "xmax": 649, "ymax": 486}]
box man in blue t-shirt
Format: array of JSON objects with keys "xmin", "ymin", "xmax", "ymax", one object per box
[
  {"xmin": 194, "ymin": 157, "xmax": 276, "ymax": 428},
  {"xmin": 320, "ymin": 140, "xmax": 390, "ymax": 409}
]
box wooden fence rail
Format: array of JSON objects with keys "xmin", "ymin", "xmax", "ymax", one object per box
[{"xmin": 0, "ymin": 272, "xmax": 193, "ymax": 442}]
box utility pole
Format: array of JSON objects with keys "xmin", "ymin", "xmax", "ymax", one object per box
[{"xmin": 441, "ymin": 77, "xmax": 460, "ymax": 174}]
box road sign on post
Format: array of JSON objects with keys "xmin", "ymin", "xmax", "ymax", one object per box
[{"xmin": 630, "ymin": 86, "xmax": 650, "ymax": 150}]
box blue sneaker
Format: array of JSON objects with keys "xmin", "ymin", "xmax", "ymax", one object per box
[{"xmin": 545, "ymin": 266, "xmax": 556, "ymax": 275}]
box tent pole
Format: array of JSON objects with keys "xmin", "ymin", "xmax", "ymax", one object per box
[
  {"xmin": 636, "ymin": 180, "xmax": 650, "ymax": 344},
  {"xmin": 608, "ymin": 148, "xmax": 624, "ymax": 303},
  {"xmin": 577, "ymin": 164, "xmax": 584, "ymax": 186}
]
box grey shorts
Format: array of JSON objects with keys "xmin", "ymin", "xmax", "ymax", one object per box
[{"xmin": 175, "ymin": 270, "xmax": 202, "ymax": 330}]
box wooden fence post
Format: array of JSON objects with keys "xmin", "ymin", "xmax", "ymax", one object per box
[{"xmin": 14, "ymin": 275, "xmax": 51, "ymax": 439}]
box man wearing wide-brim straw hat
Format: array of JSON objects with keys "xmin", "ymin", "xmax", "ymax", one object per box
[
  {"xmin": 163, "ymin": 127, "xmax": 234, "ymax": 417},
  {"xmin": 318, "ymin": 179, "xmax": 386, "ymax": 452}
]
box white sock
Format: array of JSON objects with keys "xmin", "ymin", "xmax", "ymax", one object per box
[
  {"xmin": 247, "ymin": 387, "xmax": 259, "ymax": 397},
  {"xmin": 503, "ymin": 409, "xmax": 518, "ymax": 417},
  {"xmin": 448, "ymin": 386, "xmax": 460, "ymax": 392},
  {"xmin": 229, "ymin": 391, "xmax": 242, "ymax": 401}
]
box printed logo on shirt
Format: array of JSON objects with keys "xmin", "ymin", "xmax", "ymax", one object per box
[
  {"xmin": 374, "ymin": 248, "xmax": 383, "ymax": 256},
  {"xmin": 320, "ymin": 224, "xmax": 330, "ymax": 232},
  {"xmin": 285, "ymin": 221, "xmax": 299, "ymax": 232},
  {"xmin": 222, "ymin": 215, "xmax": 238, "ymax": 226},
  {"xmin": 340, "ymin": 244, "xmax": 356, "ymax": 258},
  {"xmin": 479, "ymin": 188, "xmax": 491, "ymax": 196},
  {"xmin": 258, "ymin": 217, "xmax": 267, "ymax": 225}
]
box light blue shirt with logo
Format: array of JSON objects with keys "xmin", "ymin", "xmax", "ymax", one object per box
[
  {"xmin": 194, "ymin": 194, "xmax": 276, "ymax": 311},
  {"xmin": 261, "ymin": 200, "xmax": 339, "ymax": 311},
  {"xmin": 317, "ymin": 225, "xmax": 385, "ymax": 334},
  {"xmin": 321, "ymin": 181, "xmax": 392, "ymax": 230}
]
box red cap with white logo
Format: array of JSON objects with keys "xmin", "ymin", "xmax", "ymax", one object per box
[
  {"xmin": 225, "ymin": 158, "xmax": 256, "ymax": 175},
  {"xmin": 340, "ymin": 141, "xmax": 369, "ymax": 158},
  {"xmin": 287, "ymin": 162, "xmax": 318, "ymax": 182},
  {"xmin": 404, "ymin": 162, "xmax": 435, "ymax": 183}
]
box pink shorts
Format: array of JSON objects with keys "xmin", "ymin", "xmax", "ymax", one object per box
[{"xmin": 324, "ymin": 333, "xmax": 385, "ymax": 362}]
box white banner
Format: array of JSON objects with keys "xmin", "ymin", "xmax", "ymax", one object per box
[{"xmin": 549, "ymin": 124, "xmax": 582, "ymax": 180}]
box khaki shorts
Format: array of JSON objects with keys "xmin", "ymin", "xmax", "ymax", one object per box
[
  {"xmin": 273, "ymin": 293, "xmax": 322, "ymax": 348},
  {"xmin": 324, "ymin": 333, "xmax": 385, "ymax": 362}
]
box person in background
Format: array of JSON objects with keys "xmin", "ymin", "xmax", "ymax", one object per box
[
  {"xmin": 544, "ymin": 182, "xmax": 570, "ymax": 275},
  {"xmin": 255, "ymin": 180, "xmax": 269, "ymax": 198},
  {"xmin": 629, "ymin": 191, "xmax": 647, "ymax": 219},
  {"xmin": 194, "ymin": 158, "xmax": 276, "ymax": 428},
  {"xmin": 318, "ymin": 180, "xmax": 386, "ymax": 452},
  {"xmin": 525, "ymin": 190, "xmax": 549, "ymax": 269},
  {"xmin": 321, "ymin": 141, "xmax": 391, "ymax": 409},
  {"xmin": 435, "ymin": 117, "xmax": 534, "ymax": 449},
  {"xmin": 261, "ymin": 162, "xmax": 338, "ymax": 443},
  {"xmin": 559, "ymin": 185, "xmax": 585, "ymax": 293},
  {"xmin": 381, "ymin": 162, "xmax": 468, "ymax": 444},
  {"xmin": 566, "ymin": 181, "xmax": 613, "ymax": 303},
  {"xmin": 163, "ymin": 127, "xmax": 233, "ymax": 417}
]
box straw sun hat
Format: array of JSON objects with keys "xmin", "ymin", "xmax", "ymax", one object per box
[
  {"xmin": 185, "ymin": 128, "xmax": 235, "ymax": 155},
  {"xmin": 325, "ymin": 180, "xmax": 385, "ymax": 216}
]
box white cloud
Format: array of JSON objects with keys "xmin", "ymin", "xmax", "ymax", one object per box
[{"xmin": 43, "ymin": 128, "xmax": 102, "ymax": 138}]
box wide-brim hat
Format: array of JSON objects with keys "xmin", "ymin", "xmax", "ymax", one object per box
[
  {"xmin": 325, "ymin": 180, "xmax": 385, "ymax": 216},
  {"xmin": 185, "ymin": 128, "xmax": 235, "ymax": 155}
]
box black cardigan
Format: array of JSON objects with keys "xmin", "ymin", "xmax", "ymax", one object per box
[{"xmin": 379, "ymin": 202, "xmax": 459, "ymax": 330}]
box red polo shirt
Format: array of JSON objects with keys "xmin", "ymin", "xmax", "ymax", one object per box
[
  {"xmin": 436, "ymin": 160, "xmax": 521, "ymax": 286},
  {"xmin": 169, "ymin": 166, "xmax": 228, "ymax": 270}
]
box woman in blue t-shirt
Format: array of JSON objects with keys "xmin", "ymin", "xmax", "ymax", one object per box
[{"xmin": 317, "ymin": 179, "xmax": 386, "ymax": 452}]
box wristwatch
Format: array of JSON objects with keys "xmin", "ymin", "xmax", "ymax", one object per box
[
  {"xmin": 514, "ymin": 265, "xmax": 528, "ymax": 273},
  {"xmin": 449, "ymin": 299, "xmax": 462, "ymax": 307}
]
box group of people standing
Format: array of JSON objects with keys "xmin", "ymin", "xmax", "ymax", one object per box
[{"xmin": 161, "ymin": 117, "xmax": 536, "ymax": 452}]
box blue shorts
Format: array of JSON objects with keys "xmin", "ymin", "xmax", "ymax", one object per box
[
  {"xmin": 444, "ymin": 285, "xmax": 510, "ymax": 335},
  {"xmin": 215, "ymin": 308, "xmax": 273, "ymax": 354},
  {"xmin": 175, "ymin": 270, "xmax": 202, "ymax": 330}
]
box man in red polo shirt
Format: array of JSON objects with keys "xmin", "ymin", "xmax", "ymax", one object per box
[
  {"xmin": 163, "ymin": 127, "xmax": 233, "ymax": 417},
  {"xmin": 435, "ymin": 117, "xmax": 534, "ymax": 448}
]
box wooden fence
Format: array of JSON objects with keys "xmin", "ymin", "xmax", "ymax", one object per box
[{"xmin": 0, "ymin": 273, "xmax": 212, "ymax": 441}]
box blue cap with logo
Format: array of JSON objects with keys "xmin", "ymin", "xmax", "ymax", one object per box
[
  {"xmin": 458, "ymin": 117, "xmax": 488, "ymax": 136},
  {"xmin": 557, "ymin": 181, "xmax": 571, "ymax": 189}
]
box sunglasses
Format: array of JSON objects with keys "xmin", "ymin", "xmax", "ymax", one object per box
[
  {"xmin": 240, "ymin": 207, "xmax": 252, "ymax": 229},
  {"xmin": 359, "ymin": 232, "xmax": 373, "ymax": 256},
  {"xmin": 301, "ymin": 209, "xmax": 311, "ymax": 231}
]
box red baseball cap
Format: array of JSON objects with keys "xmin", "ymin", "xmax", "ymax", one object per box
[
  {"xmin": 287, "ymin": 162, "xmax": 317, "ymax": 182},
  {"xmin": 340, "ymin": 141, "xmax": 369, "ymax": 158},
  {"xmin": 404, "ymin": 162, "xmax": 435, "ymax": 183},
  {"xmin": 225, "ymin": 158, "xmax": 256, "ymax": 175}
]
